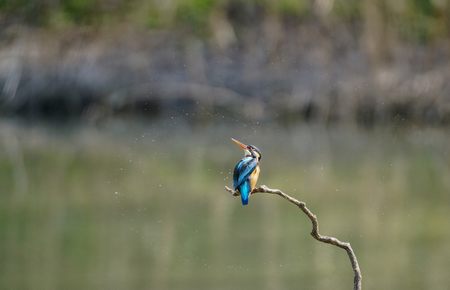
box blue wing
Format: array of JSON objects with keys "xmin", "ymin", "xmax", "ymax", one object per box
[
  {"xmin": 233, "ymin": 157, "xmax": 258, "ymax": 189},
  {"xmin": 233, "ymin": 157, "xmax": 258, "ymax": 206}
]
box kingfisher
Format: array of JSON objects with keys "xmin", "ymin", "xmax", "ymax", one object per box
[{"xmin": 231, "ymin": 138, "xmax": 262, "ymax": 206}]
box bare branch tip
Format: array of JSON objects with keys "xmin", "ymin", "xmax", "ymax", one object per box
[{"xmin": 224, "ymin": 186, "xmax": 239, "ymax": 196}]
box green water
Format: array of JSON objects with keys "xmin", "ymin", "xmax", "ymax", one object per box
[{"xmin": 0, "ymin": 122, "xmax": 449, "ymax": 290}]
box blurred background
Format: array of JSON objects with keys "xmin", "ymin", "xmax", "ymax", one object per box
[{"xmin": 1, "ymin": 1, "xmax": 450, "ymax": 290}]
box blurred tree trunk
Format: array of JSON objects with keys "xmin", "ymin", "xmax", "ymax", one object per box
[{"xmin": 362, "ymin": 0, "xmax": 389, "ymax": 68}]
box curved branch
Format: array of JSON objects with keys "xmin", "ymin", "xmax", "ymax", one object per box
[{"xmin": 225, "ymin": 185, "xmax": 362, "ymax": 290}]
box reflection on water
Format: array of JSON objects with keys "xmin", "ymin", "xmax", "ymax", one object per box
[{"xmin": 0, "ymin": 121, "xmax": 449, "ymax": 290}]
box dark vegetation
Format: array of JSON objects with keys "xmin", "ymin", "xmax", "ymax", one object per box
[{"xmin": 1, "ymin": 0, "xmax": 450, "ymax": 125}]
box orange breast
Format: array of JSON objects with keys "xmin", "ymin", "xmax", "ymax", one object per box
[{"xmin": 249, "ymin": 165, "xmax": 260, "ymax": 191}]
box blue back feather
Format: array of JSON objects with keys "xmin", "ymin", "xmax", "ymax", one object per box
[{"xmin": 233, "ymin": 157, "xmax": 258, "ymax": 205}]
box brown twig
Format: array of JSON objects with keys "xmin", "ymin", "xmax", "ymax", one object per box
[{"xmin": 225, "ymin": 185, "xmax": 362, "ymax": 290}]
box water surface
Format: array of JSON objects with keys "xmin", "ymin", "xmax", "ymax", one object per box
[{"xmin": 0, "ymin": 121, "xmax": 449, "ymax": 290}]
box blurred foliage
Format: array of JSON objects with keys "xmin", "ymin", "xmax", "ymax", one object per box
[
  {"xmin": 0, "ymin": 0, "xmax": 449, "ymax": 41},
  {"xmin": 175, "ymin": 0, "xmax": 216, "ymax": 34},
  {"xmin": 332, "ymin": 0, "xmax": 360, "ymax": 20},
  {"xmin": 268, "ymin": 0, "xmax": 311, "ymax": 18},
  {"xmin": 60, "ymin": 0, "xmax": 98, "ymax": 25},
  {"xmin": 395, "ymin": 0, "xmax": 447, "ymax": 42}
]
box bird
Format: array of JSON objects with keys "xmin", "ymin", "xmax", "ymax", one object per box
[{"xmin": 231, "ymin": 138, "xmax": 262, "ymax": 205}]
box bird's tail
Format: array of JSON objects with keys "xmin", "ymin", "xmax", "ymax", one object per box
[{"xmin": 238, "ymin": 181, "xmax": 251, "ymax": 206}]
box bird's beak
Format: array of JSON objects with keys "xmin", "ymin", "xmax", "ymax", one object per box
[{"xmin": 231, "ymin": 138, "xmax": 248, "ymax": 150}]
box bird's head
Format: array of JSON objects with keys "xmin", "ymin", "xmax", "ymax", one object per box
[{"xmin": 231, "ymin": 138, "xmax": 262, "ymax": 161}]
